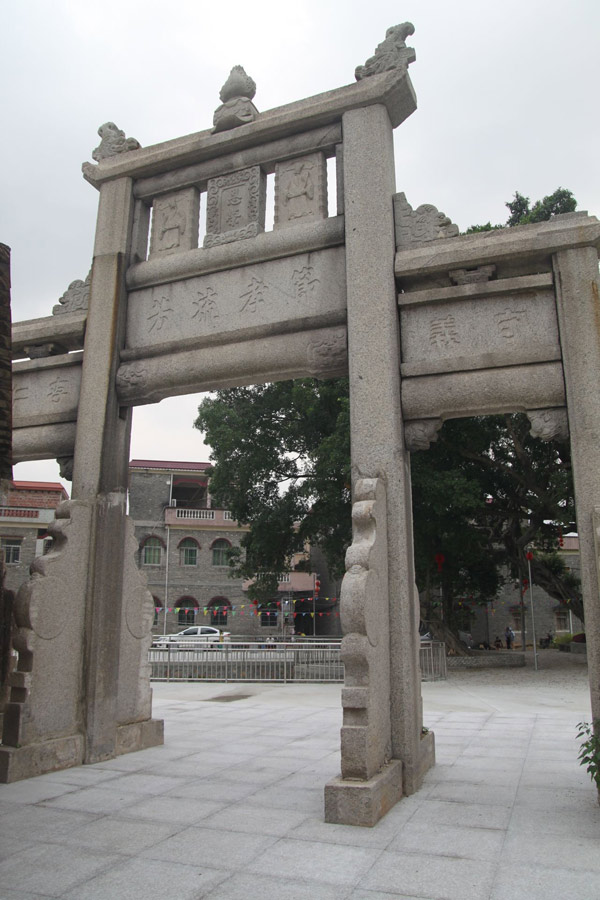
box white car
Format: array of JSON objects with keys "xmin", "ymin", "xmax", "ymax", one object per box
[{"xmin": 153, "ymin": 626, "xmax": 231, "ymax": 648}]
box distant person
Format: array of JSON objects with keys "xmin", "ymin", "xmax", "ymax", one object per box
[
  {"xmin": 505, "ymin": 626, "xmax": 515, "ymax": 649},
  {"xmin": 494, "ymin": 635, "xmax": 502, "ymax": 650}
]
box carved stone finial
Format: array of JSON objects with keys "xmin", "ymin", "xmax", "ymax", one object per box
[
  {"xmin": 404, "ymin": 419, "xmax": 443, "ymax": 452},
  {"xmin": 53, "ymin": 270, "xmax": 91, "ymax": 316},
  {"xmin": 355, "ymin": 23, "xmax": 416, "ymax": 81},
  {"xmin": 92, "ymin": 122, "xmax": 141, "ymax": 162},
  {"xmin": 527, "ymin": 408, "xmax": 569, "ymax": 443},
  {"xmin": 213, "ymin": 66, "xmax": 259, "ymax": 133},
  {"xmin": 393, "ymin": 193, "xmax": 459, "ymax": 250}
]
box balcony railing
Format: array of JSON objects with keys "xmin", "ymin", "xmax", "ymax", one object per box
[
  {"xmin": 176, "ymin": 509, "xmax": 215, "ymax": 519},
  {"xmin": 0, "ymin": 507, "xmax": 39, "ymax": 518}
]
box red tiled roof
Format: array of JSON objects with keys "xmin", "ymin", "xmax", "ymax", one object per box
[
  {"xmin": 11, "ymin": 481, "xmax": 67, "ymax": 492},
  {"xmin": 129, "ymin": 460, "xmax": 211, "ymax": 471}
]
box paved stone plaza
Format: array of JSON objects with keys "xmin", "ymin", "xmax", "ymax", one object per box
[{"xmin": 0, "ymin": 652, "xmax": 598, "ymax": 900}]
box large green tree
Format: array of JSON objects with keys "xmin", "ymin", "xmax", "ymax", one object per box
[{"xmin": 195, "ymin": 188, "xmax": 582, "ymax": 629}]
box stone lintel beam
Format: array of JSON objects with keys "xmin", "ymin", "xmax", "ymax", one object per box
[
  {"xmin": 83, "ymin": 69, "xmax": 416, "ymax": 188},
  {"xmin": 12, "ymin": 312, "xmax": 86, "ymax": 360},
  {"xmin": 401, "ymin": 362, "xmax": 565, "ymax": 422},
  {"xmin": 126, "ymin": 216, "xmax": 345, "ymax": 291},
  {"xmin": 12, "ymin": 423, "xmax": 76, "ymax": 464},
  {"xmin": 133, "ymin": 124, "xmax": 342, "ymax": 202},
  {"xmin": 116, "ymin": 325, "xmax": 348, "ymax": 406},
  {"xmin": 395, "ymin": 213, "xmax": 600, "ymax": 281}
]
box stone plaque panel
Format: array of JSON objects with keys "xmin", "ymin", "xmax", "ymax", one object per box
[
  {"xmin": 149, "ymin": 188, "xmax": 200, "ymax": 257},
  {"xmin": 12, "ymin": 356, "xmax": 82, "ymax": 429},
  {"xmin": 399, "ymin": 289, "xmax": 560, "ymax": 377},
  {"xmin": 274, "ymin": 153, "xmax": 328, "ymax": 229},
  {"xmin": 203, "ymin": 166, "xmax": 266, "ymax": 248},
  {"xmin": 124, "ymin": 247, "xmax": 346, "ymax": 354}
]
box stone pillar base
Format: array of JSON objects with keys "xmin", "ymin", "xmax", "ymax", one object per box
[
  {"xmin": 0, "ymin": 733, "xmax": 84, "ymax": 783},
  {"xmin": 116, "ymin": 718, "xmax": 164, "ymax": 756},
  {"xmin": 324, "ymin": 759, "xmax": 403, "ymax": 827}
]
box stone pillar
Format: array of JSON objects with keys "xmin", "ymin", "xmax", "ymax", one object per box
[
  {"xmin": 0, "ymin": 243, "xmax": 12, "ymax": 485},
  {"xmin": 325, "ymin": 104, "xmax": 433, "ymax": 826},
  {"xmin": 72, "ymin": 176, "xmax": 162, "ymax": 763},
  {"xmin": 553, "ymin": 247, "xmax": 600, "ymax": 722}
]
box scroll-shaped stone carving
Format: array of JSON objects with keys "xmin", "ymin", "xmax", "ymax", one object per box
[
  {"xmin": 394, "ymin": 193, "xmax": 459, "ymax": 250},
  {"xmin": 92, "ymin": 122, "xmax": 141, "ymax": 162},
  {"xmin": 355, "ymin": 22, "xmax": 416, "ymax": 80},
  {"xmin": 203, "ymin": 167, "xmax": 266, "ymax": 248},
  {"xmin": 116, "ymin": 364, "xmax": 148, "ymax": 390},
  {"xmin": 0, "ymin": 500, "xmax": 91, "ymax": 777},
  {"xmin": 339, "ymin": 478, "xmax": 391, "ymax": 781},
  {"xmin": 213, "ymin": 66, "xmax": 259, "ymax": 133},
  {"xmin": 306, "ymin": 329, "xmax": 347, "ymax": 378},
  {"xmin": 404, "ymin": 418, "xmax": 443, "ymax": 452},
  {"xmin": 53, "ymin": 271, "xmax": 91, "ymax": 316},
  {"xmin": 527, "ymin": 408, "xmax": 569, "ymax": 442}
]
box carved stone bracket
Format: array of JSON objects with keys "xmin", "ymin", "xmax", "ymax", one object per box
[
  {"xmin": 56, "ymin": 456, "xmax": 74, "ymax": 481},
  {"xmin": 92, "ymin": 123, "xmax": 141, "ymax": 162},
  {"xmin": 404, "ymin": 418, "xmax": 443, "ymax": 451},
  {"xmin": 449, "ymin": 265, "xmax": 496, "ymax": 285},
  {"xmin": 527, "ymin": 408, "xmax": 569, "ymax": 442},
  {"xmin": 393, "ymin": 193, "xmax": 459, "ymax": 250},
  {"xmin": 355, "ymin": 23, "xmax": 416, "ymax": 80}
]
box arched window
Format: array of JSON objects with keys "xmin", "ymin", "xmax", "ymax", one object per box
[
  {"xmin": 177, "ymin": 596, "xmax": 199, "ymax": 626},
  {"xmin": 208, "ymin": 597, "xmax": 231, "ymax": 627},
  {"xmin": 152, "ymin": 595, "xmax": 163, "ymax": 627},
  {"xmin": 141, "ymin": 536, "xmax": 164, "ymax": 566},
  {"xmin": 178, "ymin": 537, "xmax": 199, "ymax": 566},
  {"xmin": 211, "ymin": 538, "xmax": 232, "ymax": 567}
]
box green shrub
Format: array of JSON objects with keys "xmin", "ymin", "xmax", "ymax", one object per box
[{"xmin": 577, "ymin": 721, "xmax": 600, "ymax": 791}]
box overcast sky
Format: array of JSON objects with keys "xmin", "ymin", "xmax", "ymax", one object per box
[{"xmin": 2, "ymin": 0, "xmax": 598, "ymax": 490}]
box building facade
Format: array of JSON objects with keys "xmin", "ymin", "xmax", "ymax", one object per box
[
  {"xmin": 129, "ymin": 459, "xmax": 340, "ymax": 638},
  {"xmin": 0, "ymin": 481, "xmax": 69, "ymax": 595}
]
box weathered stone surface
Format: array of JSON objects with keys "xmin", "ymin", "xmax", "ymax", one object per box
[
  {"xmin": 394, "ymin": 192, "xmax": 459, "ymax": 249},
  {"xmin": 325, "ymin": 759, "xmax": 403, "ymax": 827},
  {"xmin": 116, "ymin": 325, "xmax": 348, "ymax": 406},
  {"xmin": 124, "ymin": 248, "xmax": 346, "ymax": 356},
  {"xmin": 449, "ymin": 265, "xmax": 496, "ymax": 285},
  {"xmin": 203, "ymin": 167, "xmax": 266, "ymax": 247},
  {"xmin": 274, "ymin": 153, "xmax": 327, "ymax": 229},
  {"xmin": 12, "ymin": 311, "xmax": 86, "ymax": 360},
  {"xmin": 92, "ymin": 122, "xmax": 140, "ymax": 161},
  {"xmin": 355, "ymin": 23, "xmax": 415, "ymax": 80},
  {"xmin": 149, "ymin": 188, "xmax": 199, "ymax": 257}
]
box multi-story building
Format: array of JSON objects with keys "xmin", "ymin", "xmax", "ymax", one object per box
[
  {"xmin": 0, "ymin": 481, "xmax": 69, "ymax": 595},
  {"xmin": 129, "ymin": 459, "xmax": 340, "ymax": 638}
]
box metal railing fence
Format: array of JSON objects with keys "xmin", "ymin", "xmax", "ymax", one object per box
[{"xmin": 149, "ymin": 640, "xmax": 447, "ymax": 683}]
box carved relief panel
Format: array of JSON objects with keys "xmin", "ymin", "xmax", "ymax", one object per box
[
  {"xmin": 12, "ymin": 357, "xmax": 82, "ymax": 429},
  {"xmin": 203, "ymin": 167, "xmax": 266, "ymax": 248},
  {"xmin": 149, "ymin": 188, "xmax": 200, "ymax": 257},
  {"xmin": 274, "ymin": 153, "xmax": 328, "ymax": 229}
]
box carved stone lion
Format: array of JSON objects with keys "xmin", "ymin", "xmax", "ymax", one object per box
[{"xmin": 92, "ymin": 122, "xmax": 141, "ymax": 162}]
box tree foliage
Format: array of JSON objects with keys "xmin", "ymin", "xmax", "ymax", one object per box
[{"xmin": 195, "ymin": 188, "xmax": 582, "ymax": 628}]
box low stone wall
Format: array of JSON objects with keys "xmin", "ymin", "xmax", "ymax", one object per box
[
  {"xmin": 447, "ymin": 651, "xmax": 525, "ymax": 669},
  {"xmin": 571, "ymin": 642, "xmax": 587, "ymax": 655}
]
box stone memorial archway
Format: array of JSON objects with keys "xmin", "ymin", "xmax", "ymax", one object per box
[{"xmin": 3, "ymin": 25, "xmax": 600, "ymax": 828}]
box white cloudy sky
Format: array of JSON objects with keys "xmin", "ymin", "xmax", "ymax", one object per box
[{"xmin": 2, "ymin": 0, "xmax": 598, "ymax": 490}]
